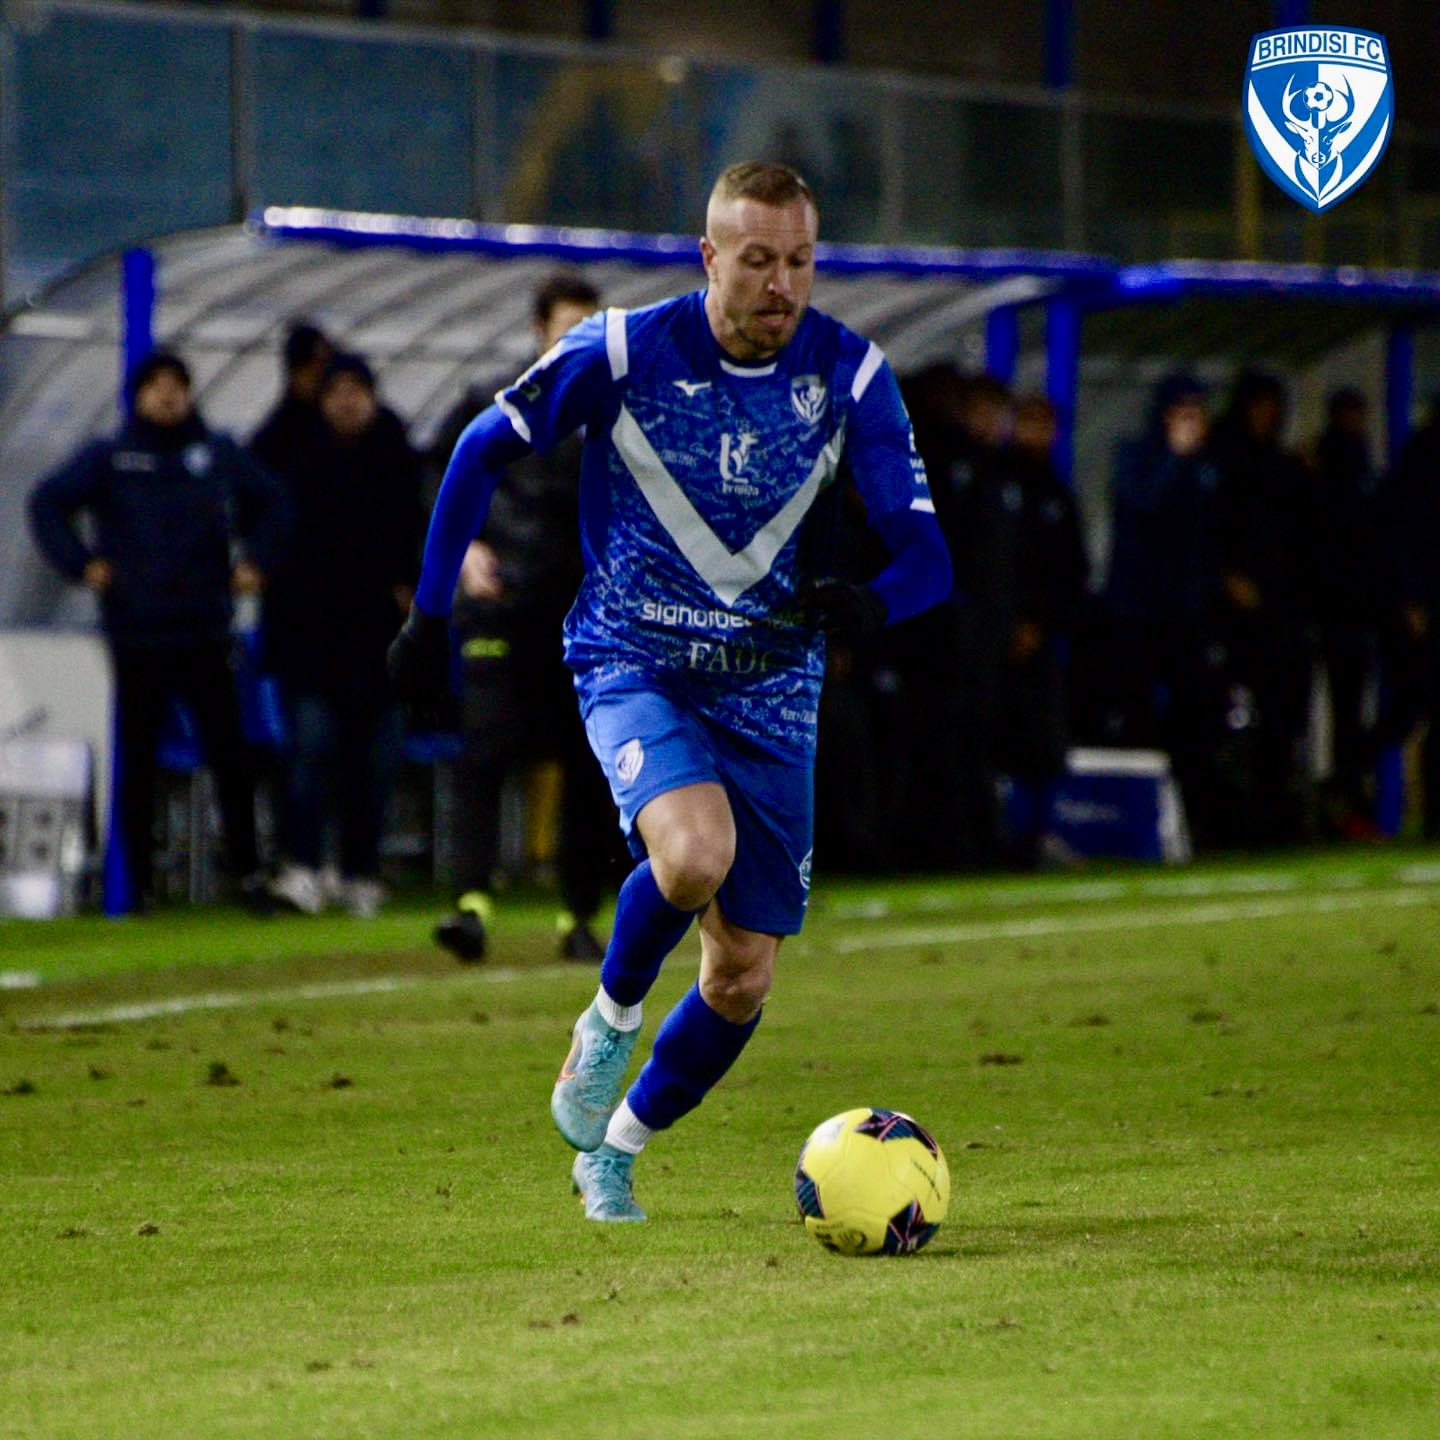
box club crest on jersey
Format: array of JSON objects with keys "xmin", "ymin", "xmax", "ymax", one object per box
[
  {"xmin": 791, "ymin": 375, "xmax": 827, "ymax": 427},
  {"xmin": 719, "ymin": 430, "xmax": 759, "ymax": 483},
  {"xmin": 1243, "ymin": 27, "xmax": 1392, "ymax": 212}
]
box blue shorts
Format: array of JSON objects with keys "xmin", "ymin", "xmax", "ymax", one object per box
[{"xmin": 580, "ymin": 678, "xmax": 814, "ymax": 936}]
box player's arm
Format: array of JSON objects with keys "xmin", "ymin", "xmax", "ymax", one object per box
[
  {"xmin": 389, "ymin": 312, "xmax": 613, "ymax": 702},
  {"xmin": 867, "ymin": 504, "xmax": 953, "ymax": 622},
  {"xmin": 387, "ymin": 407, "xmax": 532, "ymax": 704},
  {"xmin": 801, "ymin": 353, "xmax": 952, "ymax": 638}
]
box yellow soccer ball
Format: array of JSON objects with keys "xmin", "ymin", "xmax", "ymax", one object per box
[{"xmin": 794, "ymin": 1107, "xmax": 950, "ymax": 1256}]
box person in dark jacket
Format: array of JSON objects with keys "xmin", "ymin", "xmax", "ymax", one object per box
[
  {"xmin": 250, "ymin": 320, "xmax": 334, "ymax": 478},
  {"xmin": 27, "ymin": 349, "xmax": 287, "ymax": 909},
  {"xmin": 428, "ymin": 273, "xmax": 618, "ymax": 963},
  {"xmin": 265, "ymin": 353, "xmax": 422, "ymax": 917},
  {"xmin": 1307, "ymin": 388, "xmax": 1385, "ymax": 838},
  {"xmin": 1102, "ymin": 374, "xmax": 1228, "ymax": 846},
  {"xmin": 1381, "ymin": 396, "xmax": 1440, "ymax": 837},
  {"xmin": 1212, "ymin": 370, "xmax": 1317, "ymax": 846},
  {"xmin": 892, "ymin": 366, "xmax": 1023, "ymax": 869},
  {"xmin": 1000, "ymin": 394, "xmax": 1090, "ymax": 866}
]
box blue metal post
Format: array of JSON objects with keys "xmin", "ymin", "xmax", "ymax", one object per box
[
  {"xmin": 120, "ymin": 247, "xmax": 155, "ymax": 406},
  {"xmin": 985, "ymin": 306, "xmax": 1019, "ymax": 386},
  {"xmin": 103, "ymin": 247, "xmax": 157, "ymax": 916},
  {"xmin": 1375, "ymin": 322, "xmax": 1416, "ymax": 836},
  {"xmin": 1045, "ymin": 295, "xmax": 1081, "ymax": 485}
]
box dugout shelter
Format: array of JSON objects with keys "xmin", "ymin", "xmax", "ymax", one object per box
[
  {"xmin": 0, "ymin": 212, "xmax": 1107, "ymax": 911},
  {"xmin": 4, "ymin": 215, "xmax": 1440, "ymax": 908},
  {"xmin": 0, "ymin": 208, "xmax": 1112, "ymax": 635}
]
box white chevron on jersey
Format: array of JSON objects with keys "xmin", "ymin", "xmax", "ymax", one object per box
[{"xmin": 612, "ymin": 404, "xmax": 845, "ymax": 606}]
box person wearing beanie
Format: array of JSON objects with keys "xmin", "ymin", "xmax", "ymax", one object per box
[
  {"xmin": 263, "ymin": 351, "xmax": 423, "ymax": 919},
  {"xmin": 250, "ymin": 320, "xmax": 334, "ymax": 480},
  {"xmin": 28, "ymin": 348, "xmax": 290, "ymax": 911}
]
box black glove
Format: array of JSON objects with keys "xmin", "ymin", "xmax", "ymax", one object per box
[
  {"xmin": 387, "ymin": 604, "xmax": 453, "ymax": 708},
  {"xmin": 796, "ymin": 579, "xmax": 888, "ymax": 642}
]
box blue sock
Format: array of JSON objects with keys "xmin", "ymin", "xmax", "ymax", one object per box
[
  {"xmin": 627, "ymin": 983, "xmax": 761, "ymax": 1132},
  {"xmin": 599, "ymin": 859, "xmax": 697, "ymax": 1007}
]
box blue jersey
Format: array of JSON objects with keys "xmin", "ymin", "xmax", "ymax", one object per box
[{"xmin": 494, "ymin": 290, "xmax": 932, "ymax": 760}]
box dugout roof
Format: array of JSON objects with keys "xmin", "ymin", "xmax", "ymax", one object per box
[{"xmin": 1083, "ymin": 259, "xmax": 1440, "ymax": 367}]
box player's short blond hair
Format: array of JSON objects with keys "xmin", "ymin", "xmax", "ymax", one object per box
[{"xmin": 709, "ymin": 162, "xmax": 818, "ymax": 219}]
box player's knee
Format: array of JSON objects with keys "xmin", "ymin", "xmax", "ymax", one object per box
[
  {"xmin": 700, "ymin": 962, "xmax": 771, "ymax": 1023},
  {"xmin": 700, "ymin": 928, "xmax": 775, "ymax": 1021},
  {"xmin": 650, "ymin": 829, "xmax": 735, "ymax": 911}
]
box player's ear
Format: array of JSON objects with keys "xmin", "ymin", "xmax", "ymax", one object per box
[{"xmin": 699, "ymin": 235, "xmax": 718, "ymax": 278}]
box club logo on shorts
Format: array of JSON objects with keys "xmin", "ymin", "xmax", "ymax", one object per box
[
  {"xmin": 791, "ymin": 376, "xmax": 827, "ymax": 427},
  {"xmin": 798, "ymin": 848, "xmax": 813, "ymax": 892},
  {"xmin": 615, "ymin": 738, "xmax": 645, "ymax": 785},
  {"xmin": 1243, "ymin": 27, "xmax": 1392, "ymax": 212}
]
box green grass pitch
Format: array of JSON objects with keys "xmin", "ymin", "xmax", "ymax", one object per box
[{"xmin": 2, "ymin": 850, "xmax": 1439, "ymax": 1439}]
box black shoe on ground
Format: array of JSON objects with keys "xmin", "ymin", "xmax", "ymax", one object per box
[
  {"xmin": 238, "ymin": 869, "xmax": 277, "ymax": 917},
  {"xmin": 559, "ymin": 921, "xmax": 606, "ymax": 964},
  {"xmin": 435, "ymin": 909, "xmax": 488, "ymax": 963}
]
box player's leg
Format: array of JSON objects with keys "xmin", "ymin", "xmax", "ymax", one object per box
[
  {"xmin": 572, "ymin": 734, "xmax": 811, "ymax": 1222},
  {"xmin": 572, "ymin": 907, "xmax": 778, "ymax": 1223},
  {"xmin": 552, "ymin": 780, "xmax": 732, "ymax": 1152},
  {"xmin": 552, "ymin": 682, "xmax": 735, "ymax": 1147}
]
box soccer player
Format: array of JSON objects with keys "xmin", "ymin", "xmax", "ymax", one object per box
[{"xmin": 389, "ymin": 162, "xmax": 952, "ymax": 1222}]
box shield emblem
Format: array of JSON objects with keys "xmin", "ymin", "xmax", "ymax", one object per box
[
  {"xmin": 1244, "ymin": 27, "xmax": 1393, "ymax": 213},
  {"xmin": 790, "ymin": 375, "xmax": 827, "ymax": 427}
]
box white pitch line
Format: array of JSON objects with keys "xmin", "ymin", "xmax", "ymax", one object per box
[
  {"xmin": 827, "ymin": 867, "xmax": 1405, "ymax": 922},
  {"xmin": 14, "ymin": 963, "xmax": 584, "ymax": 1031},
  {"xmin": 830, "ymin": 869, "xmax": 1303, "ymax": 920},
  {"xmin": 832, "ymin": 885, "xmax": 1440, "ymax": 953}
]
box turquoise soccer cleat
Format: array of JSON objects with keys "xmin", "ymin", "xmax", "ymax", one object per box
[
  {"xmin": 550, "ymin": 1002, "xmax": 640, "ymax": 1152},
  {"xmin": 571, "ymin": 1145, "xmax": 647, "ymax": 1223}
]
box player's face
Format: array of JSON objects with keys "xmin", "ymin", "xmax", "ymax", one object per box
[
  {"xmin": 535, "ymin": 298, "xmax": 597, "ymax": 355},
  {"xmin": 701, "ymin": 196, "xmax": 818, "ymax": 362}
]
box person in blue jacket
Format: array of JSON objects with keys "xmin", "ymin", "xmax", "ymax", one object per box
[{"xmin": 28, "ymin": 350, "xmax": 288, "ymax": 910}]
